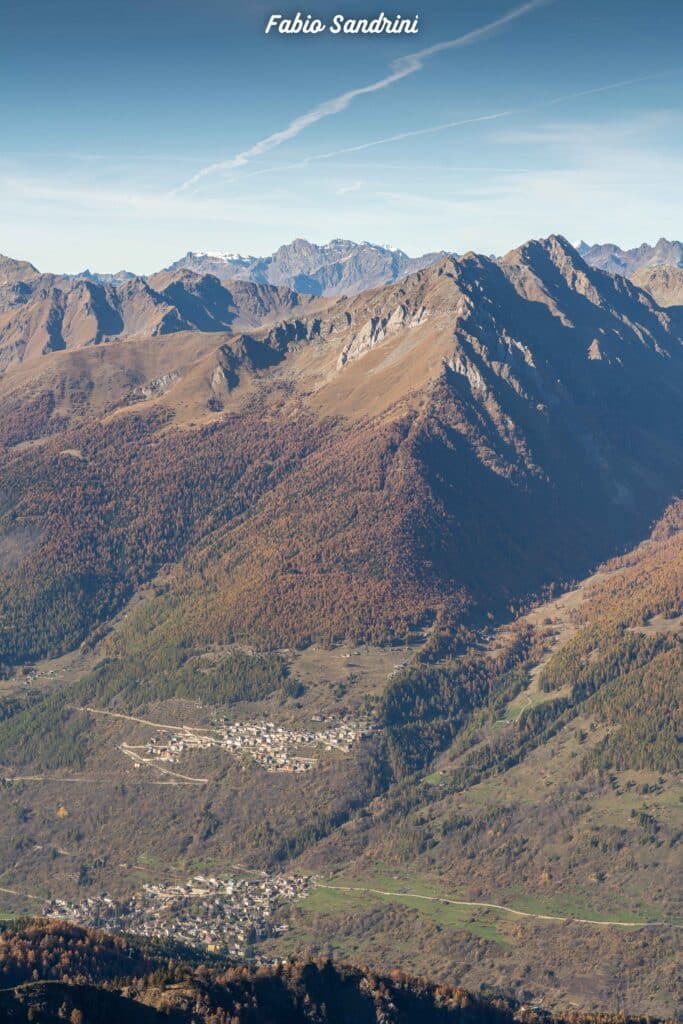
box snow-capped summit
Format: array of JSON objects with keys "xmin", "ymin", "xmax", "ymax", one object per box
[{"xmin": 192, "ymin": 251, "xmax": 254, "ymax": 263}]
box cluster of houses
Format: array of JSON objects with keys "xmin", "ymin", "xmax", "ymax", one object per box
[
  {"xmin": 130, "ymin": 716, "xmax": 373, "ymax": 774},
  {"xmin": 43, "ymin": 872, "xmax": 311, "ymax": 956},
  {"xmin": 12, "ymin": 664, "xmax": 64, "ymax": 688}
]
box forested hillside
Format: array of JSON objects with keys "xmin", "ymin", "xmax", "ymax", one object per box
[
  {"xmin": 0, "ymin": 238, "xmax": 681, "ymax": 1017},
  {"xmin": 0, "ymin": 921, "xmax": 673, "ymax": 1024},
  {"xmin": 2, "ymin": 236, "xmax": 683, "ymax": 667}
]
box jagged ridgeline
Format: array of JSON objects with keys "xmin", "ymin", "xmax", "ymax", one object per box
[{"xmin": 1, "ymin": 235, "xmax": 683, "ymax": 665}]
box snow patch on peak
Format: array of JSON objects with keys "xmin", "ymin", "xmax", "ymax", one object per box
[{"xmin": 192, "ymin": 251, "xmax": 255, "ymax": 262}]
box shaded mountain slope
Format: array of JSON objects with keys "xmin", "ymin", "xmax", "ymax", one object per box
[
  {"xmin": 0, "ymin": 257, "xmax": 307, "ymax": 372},
  {"xmin": 0, "ymin": 922, "xmax": 666, "ymax": 1024},
  {"xmin": 1, "ymin": 237, "xmax": 683, "ymax": 663}
]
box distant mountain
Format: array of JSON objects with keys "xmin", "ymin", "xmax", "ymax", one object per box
[
  {"xmin": 70, "ymin": 268, "xmax": 138, "ymax": 285},
  {"xmin": 167, "ymin": 237, "xmax": 452, "ymax": 296},
  {"xmin": 581, "ymin": 237, "xmax": 683, "ymax": 275},
  {"xmin": 0, "ymin": 256, "xmax": 307, "ymax": 371},
  {"xmin": 147, "ymin": 268, "xmax": 305, "ymax": 330},
  {"xmin": 632, "ymin": 264, "xmax": 683, "ymax": 309}
]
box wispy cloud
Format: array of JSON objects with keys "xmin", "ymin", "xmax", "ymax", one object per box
[
  {"xmin": 227, "ymin": 67, "xmax": 683, "ymax": 185},
  {"xmin": 5, "ymin": 112, "xmax": 682, "ymax": 271},
  {"xmin": 0, "ymin": 175, "xmax": 297, "ymax": 225},
  {"xmin": 381, "ymin": 110, "xmax": 683, "ymax": 249},
  {"xmin": 175, "ymin": 1, "xmax": 546, "ymax": 192},
  {"xmin": 336, "ymin": 181, "xmax": 363, "ymax": 195},
  {"xmin": 203, "ymin": 109, "xmax": 519, "ymax": 187},
  {"xmin": 317, "ymin": 110, "xmax": 518, "ymax": 160}
]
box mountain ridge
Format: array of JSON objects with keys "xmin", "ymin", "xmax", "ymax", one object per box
[
  {"xmin": 0, "ymin": 234, "xmax": 681, "ymax": 1015},
  {"xmin": 1, "ymin": 235, "xmax": 682, "ymax": 660},
  {"xmin": 0, "ymin": 921, "xmax": 671, "ymax": 1024},
  {"xmin": 166, "ymin": 237, "xmax": 453, "ymax": 296},
  {"xmin": 0, "ymin": 257, "xmax": 310, "ymax": 372},
  {"xmin": 579, "ymin": 237, "xmax": 683, "ymax": 275}
]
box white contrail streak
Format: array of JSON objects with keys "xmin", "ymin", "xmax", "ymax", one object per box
[
  {"xmin": 235, "ymin": 110, "xmax": 519, "ymax": 181},
  {"xmin": 543, "ymin": 68, "xmax": 683, "ymax": 105},
  {"xmin": 318, "ymin": 109, "xmax": 520, "ymax": 156},
  {"xmin": 175, "ymin": 1, "xmax": 546, "ymax": 192},
  {"xmin": 229, "ymin": 67, "xmax": 683, "ymax": 183}
]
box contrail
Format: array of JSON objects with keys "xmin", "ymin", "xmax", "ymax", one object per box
[
  {"xmin": 230, "ymin": 66, "xmax": 683, "ymax": 183},
  {"xmin": 175, "ymin": 1, "xmax": 546, "ymax": 192},
  {"xmin": 234, "ymin": 109, "xmax": 520, "ymax": 182},
  {"xmin": 544, "ymin": 68, "xmax": 683, "ymax": 105},
  {"xmin": 317, "ymin": 109, "xmax": 519, "ymax": 157}
]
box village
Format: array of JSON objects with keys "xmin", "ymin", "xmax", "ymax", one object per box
[
  {"xmin": 119, "ymin": 713, "xmax": 374, "ymax": 775},
  {"xmin": 43, "ymin": 872, "xmax": 311, "ymax": 957}
]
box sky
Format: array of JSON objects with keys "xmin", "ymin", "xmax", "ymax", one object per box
[{"xmin": 1, "ymin": 0, "xmax": 682, "ymax": 273}]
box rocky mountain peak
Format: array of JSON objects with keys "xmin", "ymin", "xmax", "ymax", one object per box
[
  {"xmin": 166, "ymin": 239, "xmax": 454, "ymax": 297},
  {"xmin": 581, "ymin": 237, "xmax": 683, "ymax": 275},
  {"xmin": 0, "ymin": 253, "xmax": 41, "ymax": 284}
]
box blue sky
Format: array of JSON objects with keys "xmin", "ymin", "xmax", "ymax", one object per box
[{"xmin": 1, "ymin": 0, "xmax": 682, "ymax": 272}]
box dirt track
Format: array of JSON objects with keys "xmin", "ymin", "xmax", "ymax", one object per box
[{"xmin": 315, "ymin": 884, "xmax": 681, "ymax": 929}]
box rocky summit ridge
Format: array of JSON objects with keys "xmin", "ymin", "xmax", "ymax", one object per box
[
  {"xmin": 166, "ymin": 237, "xmax": 453, "ymax": 296},
  {"xmin": 1, "ymin": 234, "xmax": 682, "ymax": 656}
]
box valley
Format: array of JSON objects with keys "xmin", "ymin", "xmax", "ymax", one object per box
[
  {"xmin": 5, "ymin": 0, "xmax": 683, "ymax": 1012},
  {"xmin": 1, "ymin": 521, "xmax": 680, "ymax": 1013},
  {"xmin": 0, "ymin": 236, "xmax": 681, "ymax": 1017}
]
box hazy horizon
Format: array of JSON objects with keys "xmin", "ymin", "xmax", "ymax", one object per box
[
  {"xmin": 4, "ymin": 231, "xmax": 683, "ymax": 279},
  {"xmin": 2, "ymin": 0, "xmax": 683, "ymax": 273}
]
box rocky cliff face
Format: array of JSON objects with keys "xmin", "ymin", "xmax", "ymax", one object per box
[
  {"xmin": 0, "ymin": 258, "xmax": 306, "ymax": 371},
  {"xmin": 167, "ymin": 238, "xmax": 451, "ymax": 296},
  {"xmin": 631, "ymin": 264, "xmax": 683, "ymax": 308},
  {"xmin": 1, "ymin": 235, "xmax": 682, "ymax": 657}
]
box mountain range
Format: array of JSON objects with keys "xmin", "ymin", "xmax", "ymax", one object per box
[
  {"xmin": 0, "ymin": 254, "xmax": 309, "ymax": 372},
  {"xmin": 1, "ymin": 233, "xmax": 682, "ymax": 654},
  {"xmin": 167, "ymin": 237, "xmax": 683, "ymax": 297},
  {"xmin": 166, "ymin": 237, "xmax": 451, "ymax": 296},
  {"xmin": 577, "ymin": 237, "xmax": 683, "ymax": 275},
  {"xmin": 0, "ymin": 234, "xmax": 680, "ymax": 1016},
  {"xmin": 2, "ymin": 232, "xmax": 682, "ymax": 367}
]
